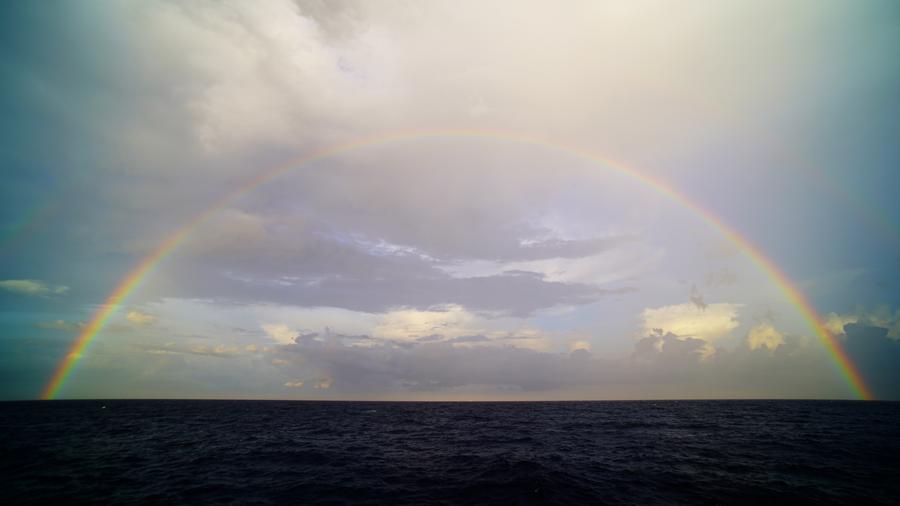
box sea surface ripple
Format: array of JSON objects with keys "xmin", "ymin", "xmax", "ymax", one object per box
[{"xmin": 1, "ymin": 400, "xmax": 898, "ymax": 504}]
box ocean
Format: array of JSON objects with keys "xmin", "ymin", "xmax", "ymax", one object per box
[{"xmin": 1, "ymin": 400, "xmax": 898, "ymax": 504}]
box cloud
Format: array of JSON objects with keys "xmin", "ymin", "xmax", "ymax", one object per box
[
  {"xmin": 183, "ymin": 344, "xmax": 241, "ymax": 357},
  {"xmin": 252, "ymin": 303, "xmax": 550, "ymax": 351},
  {"xmin": 3, "ymin": 1, "xmax": 897, "ymax": 402},
  {"xmin": 152, "ymin": 212, "xmax": 634, "ymax": 316},
  {"xmin": 373, "ymin": 305, "xmax": 475, "ymax": 341},
  {"xmin": 139, "ymin": 341, "xmax": 242, "ymax": 358},
  {"xmin": 269, "ymin": 328, "xmax": 705, "ymax": 395},
  {"xmin": 824, "ymin": 312, "xmax": 858, "ymax": 335},
  {"xmin": 259, "ymin": 319, "xmax": 900, "ymax": 399},
  {"xmin": 689, "ymin": 285, "xmax": 707, "ymax": 310},
  {"xmin": 633, "ymin": 332, "xmax": 710, "ymax": 366},
  {"xmin": 438, "ymin": 241, "xmax": 661, "ymax": 287},
  {"xmin": 746, "ymin": 323, "xmax": 785, "ymax": 351},
  {"xmin": 262, "ymin": 324, "xmax": 297, "ymax": 345},
  {"xmin": 126, "ymin": 310, "xmax": 156, "ymax": 326},
  {"xmin": 825, "ymin": 308, "xmax": 900, "ymax": 339},
  {"xmin": 35, "ymin": 320, "xmax": 83, "ymax": 332},
  {"xmin": 0, "ymin": 279, "xmax": 69, "ymax": 297},
  {"xmin": 569, "ymin": 340, "xmax": 592, "ymax": 352},
  {"xmin": 641, "ymin": 302, "xmax": 742, "ymax": 344},
  {"xmin": 55, "ymin": 294, "xmax": 900, "ymax": 400},
  {"xmin": 283, "ymin": 381, "xmax": 304, "ymax": 388}
]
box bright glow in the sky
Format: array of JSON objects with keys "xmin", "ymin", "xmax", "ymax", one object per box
[{"xmin": 1, "ymin": 0, "xmax": 898, "ymax": 400}]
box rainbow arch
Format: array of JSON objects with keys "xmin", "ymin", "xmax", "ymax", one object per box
[{"xmin": 40, "ymin": 129, "xmax": 874, "ymax": 400}]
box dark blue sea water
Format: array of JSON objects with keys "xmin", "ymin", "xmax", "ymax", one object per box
[{"xmin": 1, "ymin": 400, "xmax": 898, "ymax": 505}]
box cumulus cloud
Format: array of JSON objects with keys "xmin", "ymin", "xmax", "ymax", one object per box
[
  {"xmin": 256, "ymin": 320, "xmax": 900, "ymax": 399},
  {"xmin": 51, "ymin": 293, "xmax": 900, "ymax": 400},
  {"xmin": 746, "ymin": 323, "xmax": 785, "ymax": 351},
  {"xmin": 313, "ymin": 378, "xmax": 333, "ymax": 390},
  {"xmin": 569, "ymin": 340, "xmax": 592, "ymax": 352},
  {"xmin": 0, "ymin": 279, "xmax": 69, "ymax": 297},
  {"xmin": 825, "ymin": 312, "xmax": 858, "ymax": 335},
  {"xmin": 373, "ymin": 305, "xmax": 475, "ymax": 341},
  {"xmin": 126, "ymin": 310, "xmax": 156, "ymax": 326},
  {"xmin": 641, "ymin": 302, "xmax": 742, "ymax": 344},
  {"xmin": 825, "ymin": 309, "xmax": 900, "ymax": 339},
  {"xmin": 182, "ymin": 344, "xmax": 239, "ymax": 357},
  {"xmin": 252, "ymin": 303, "xmax": 550, "ymax": 352},
  {"xmin": 262, "ymin": 324, "xmax": 298, "ymax": 345},
  {"xmin": 633, "ymin": 332, "xmax": 710, "ymax": 365}
]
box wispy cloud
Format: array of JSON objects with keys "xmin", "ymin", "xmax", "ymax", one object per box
[
  {"xmin": 0, "ymin": 279, "xmax": 69, "ymax": 297},
  {"xmin": 35, "ymin": 320, "xmax": 83, "ymax": 332}
]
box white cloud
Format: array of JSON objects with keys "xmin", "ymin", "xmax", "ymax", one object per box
[
  {"xmin": 283, "ymin": 381, "xmax": 304, "ymax": 388},
  {"xmin": 569, "ymin": 340, "xmax": 592, "ymax": 352},
  {"xmin": 126, "ymin": 310, "xmax": 156, "ymax": 326},
  {"xmin": 641, "ymin": 302, "xmax": 743, "ymax": 344},
  {"xmin": 373, "ymin": 305, "xmax": 476, "ymax": 341},
  {"xmin": 185, "ymin": 343, "xmax": 240, "ymax": 357},
  {"xmin": 262, "ymin": 323, "xmax": 298, "ymax": 345},
  {"xmin": 0, "ymin": 279, "xmax": 69, "ymax": 297},
  {"xmin": 213, "ymin": 344, "xmax": 240, "ymax": 355},
  {"xmin": 746, "ymin": 323, "xmax": 784, "ymax": 351},
  {"xmin": 113, "ymin": 0, "xmax": 404, "ymax": 156},
  {"xmin": 824, "ymin": 312, "xmax": 857, "ymax": 335},
  {"xmin": 253, "ymin": 304, "xmax": 551, "ymax": 351}
]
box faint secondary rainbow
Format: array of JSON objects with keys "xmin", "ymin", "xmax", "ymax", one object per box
[{"xmin": 40, "ymin": 129, "xmax": 874, "ymax": 400}]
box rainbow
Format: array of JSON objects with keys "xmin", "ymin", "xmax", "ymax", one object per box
[{"xmin": 40, "ymin": 129, "xmax": 874, "ymax": 400}]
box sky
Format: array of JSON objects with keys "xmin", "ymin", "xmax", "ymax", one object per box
[{"xmin": 1, "ymin": 0, "xmax": 898, "ymax": 401}]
